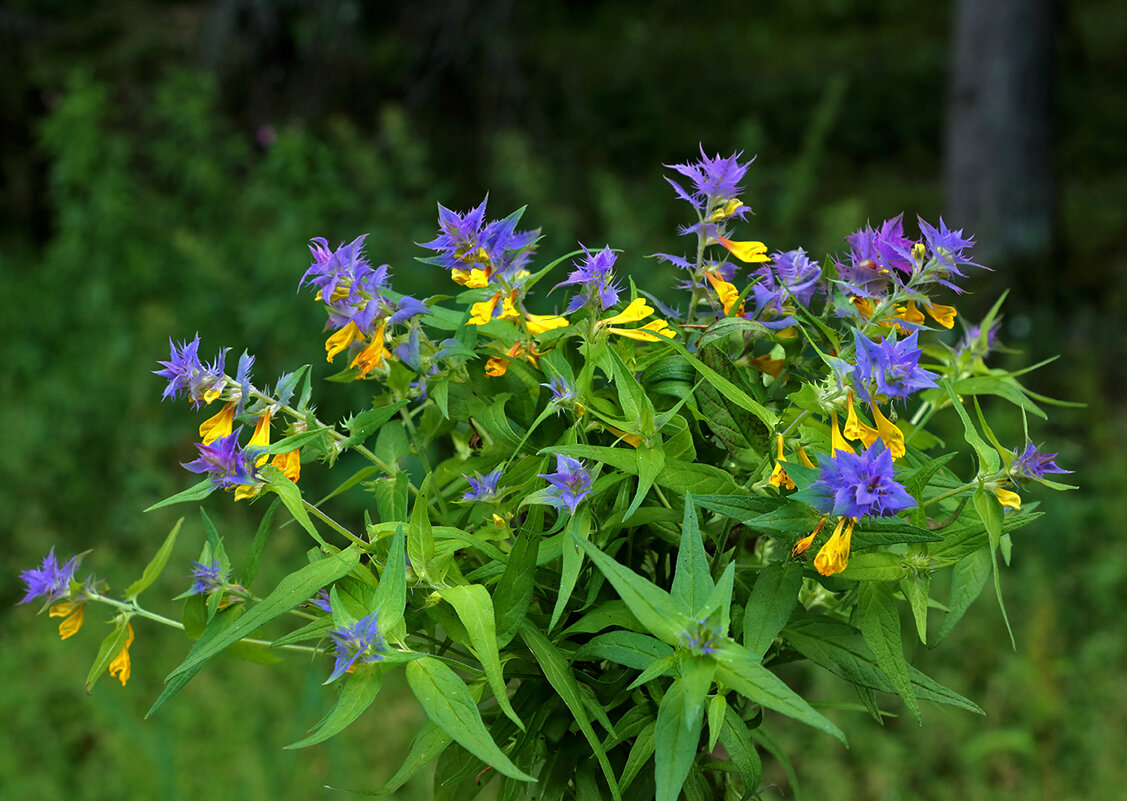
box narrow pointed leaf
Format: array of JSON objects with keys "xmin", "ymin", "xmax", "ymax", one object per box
[
  {"xmin": 671, "ymin": 493, "xmax": 712, "ymax": 615},
  {"xmin": 654, "ymin": 679, "xmax": 702, "ymax": 801},
  {"xmin": 285, "ymin": 666, "xmax": 383, "ymax": 749},
  {"xmin": 742, "ymin": 561, "xmax": 804, "ymax": 659},
  {"xmin": 857, "ymin": 581, "xmax": 921, "ymax": 723},
  {"xmin": 125, "ymin": 517, "xmax": 183, "ymax": 600}
]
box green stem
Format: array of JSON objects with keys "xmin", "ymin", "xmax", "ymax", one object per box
[{"xmin": 302, "ymin": 500, "xmax": 370, "ymax": 548}]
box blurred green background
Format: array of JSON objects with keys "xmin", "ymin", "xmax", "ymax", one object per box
[{"xmin": 2, "ymin": 1, "xmax": 1124, "ymax": 799}]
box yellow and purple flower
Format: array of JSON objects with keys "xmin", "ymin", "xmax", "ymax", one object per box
[
  {"xmin": 19, "ymin": 548, "xmax": 82, "ymax": 605},
  {"xmin": 555, "ymin": 244, "xmax": 622, "ymax": 312},
  {"xmin": 1012, "ymin": 443, "xmax": 1070, "ymax": 482},
  {"xmin": 747, "ymin": 248, "xmax": 823, "ymax": 328},
  {"xmin": 188, "ymin": 560, "xmax": 228, "ymax": 595},
  {"xmin": 462, "ymin": 468, "xmax": 503, "ymax": 503},
  {"xmin": 420, "ymin": 199, "xmax": 539, "ymax": 282},
  {"xmin": 154, "ymin": 335, "xmax": 229, "ymax": 408},
  {"xmin": 811, "ymin": 441, "xmax": 915, "ymax": 520},
  {"xmin": 182, "ymin": 428, "xmax": 260, "ymax": 500},
  {"xmin": 851, "ymin": 329, "xmax": 939, "ymax": 404}
]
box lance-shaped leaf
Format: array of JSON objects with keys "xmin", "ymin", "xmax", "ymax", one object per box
[
  {"xmin": 372, "ymin": 719, "xmax": 454, "ymax": 796},
  {"xmin": 374, "ymin": 524, "xmax": 407, "ymax": 634},
  {"xmin": 404, "ymin": 656, "xmax": 535, "ymax": 782},
  {"xmin": 125, "ymin": 517, "xmax": 182, "ymax": 600},
  {"xmin": 654, "ymin": 679, "xmax": 703, "ymax": 801},
  {"xmin": 493, "ymin": 507, "xmax": 542, "ymax": 647},
  {"xmin": 150, "ymin": 546, "xmax": 361, "ymax": 716},
  {"xmin": 144, "ymin": 478, "xmax": 214, "ymax": 512},
  {"xmin": 262, "ymin": 467, "xmax": 327, "ymax": 547},
  {"xmin": 671, "ymin": 494, "xmax": 713, "ymax": 615},
  {"xmin": 441, "ymin": 584, "xmax": 522, "ymax": 730},
  {"xmin": 550, "ymin": 510, "xmax": 590, "ymax": 632},
  {"xmin": 286, "ymin": 664, "xmax": 384, "ymax": 749},
  {"xmin": 719, "ymin": 703, "xmax": 763, "ymax": 796},
  {"xmin": 973, "ymin": 487, "xmax": 1016, "ymax": 649},
  {"xmin": 934, "ymin": 548, "xmax": 992, "ymax": 645},
  {"xmin": 408, "ymin": 475, "xmax": 436, "ymax": 579},
  {"xmin": 713, "ymin": 640, "xmax": 847, "ymax": 744},
  {"xmin": 742, "ymin": 561, "xmax": 804, "ymax": 659},
  {"xmin": 85, "ymin": 622, "xmax": 132, "ymax": 693},
  {"xmin": 519, "ymin": 622, "xmax": 622, "ymax": 800},
  {"xmin": 575, "ymin": 534, "xmax": 687, "ymax": 645},
  {"xmin": 856, "ymin": 581, "xmax": 921, "ymax": 723}
]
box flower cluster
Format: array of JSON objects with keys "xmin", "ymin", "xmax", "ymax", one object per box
[
  {"xmin": 539, "ymin": 455, "xmax": 593, "ymax": 515},
  {"xmin": 327, "ymin": 611, "xmax": 386, "ymax": 683}
]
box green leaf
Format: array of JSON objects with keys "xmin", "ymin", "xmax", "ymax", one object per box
[
  {"xmin": 857, "ymin": 581, "xmax": 921, "ymax": 723},
  {"xmin": 784, "ymin": 615, "xmax": 982, "ymax": 714},
  {"xmin": 934, "ymin": 548, "xmax": 992, "ymax": 645},
  {"xmin": 952, "ymin": 376, "xmax": 1045, "ymax": 419},
  {"xmin": 624, "ymin": 445, "xmax": 665, "ymax": 521},
  {"xmin": 671, "ymin": 494, "xmax": 713, "ymax": 616},
  {"xmin": 574, "ymin": 631, "xmax": 674, "ymax": 670},
  {"xmin": 408, "ymin": 475, "xmax": 435, "ymax": 579},
  {"xmin": 404, "ymin": 657, "xmax": 535, "ymax": 782},
  {"xmin": 838, "ymin": 552, "xmax": 908, "ymax": 581},
  {"xmin": 654, "ymin": 679, "xmax": 702, "ymax": 801},
  {"xmin": 286, "ymin": 665, "xmax": 384, "ymax": 749},
  {"xmin": 124, "ymin": 517, "xmax": 182, "ymax": 600},
  {"xmin": 241, "ymin": 498, "xmax": 280, "ymax": 586},
  {"xmin": 144, "ymin": 478, "xmax": 214, "ymax": 512},
  {"xmin": 372, "ymin": 720, "xmax": 454, "ymax": 796},
  {"xmin": 901, "ymin": 573, "xmax": 931, "ymax": 644},
  {"xmin": 575, "ymin": 535, "xmax": 686, "ymax": 644},
  {"xmin": 493, "ymin": 508, "xmax": 542, "ymax": 647},
  {"xmin": 85, "ymin": 623, "xmax": 131, "ymax": 693},
  {"xmin": 850, "ymin": 519, "xmax": 943, "ymax": 550},
  {"xmin": 518, "ymin": 623, "xmax": 622, "ymax": 800},
  {"xmin": 719, "ymin": 704, "xmax": 762, "ymax": 795},
  {"xmin": 661, "ymin": 336, "xmax": 777, "ymax": 428},
  {"xmin": 679, "ymin": 655, "xmax": 717, "ymax": 729},
  {"xmin": 742, "ymin": 561, "xmax": 804, "ymax": 659},
  {"xmin": 972, "ymin": 488, "xmax": 1016, "ymax": 649},
  {"xmin": 262, "ymin": 467, "xmax": 327, "ymax": 547},
  {"xmin": 550, "ymin": 510, "xmax": 590, "ymax": 632},
  {"xmin": 341, "ymin": 400, "xmax": 409, "ymax": 447},
  {"xmin": 943, "ymin": 379, "xmax": 1000, "ymax": 473},
  {"xmin": 441, "ymin": 584, "xmax": 522, "ymax": 730},
  {"xmin": 706, "ymin": 693, "xmax": 726, "ymax": 752},
  {"xmin": 619, "ymin": 721, "xmax": 656, "ymax": 793},
  {"xmin": 692, "ymin": 494, "xmax": 781, "ymax": 523},
  {"xmin": 374, "ymin": 524, "xmax": 407, "ymax": 634},
  {"xmin": 713, "ymin": 641, "xmax": 847, "ymax": 743},
  {"xmin": 151, "ymin": 547, "xmax": 361, "ymax": 716}
]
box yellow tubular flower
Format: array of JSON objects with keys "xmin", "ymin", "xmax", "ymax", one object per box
[
  {"xmin": 871, "ymin": 402, "xmax": 906, "ymax": 460},
  {"xmin": 351, "ymin": 322, "xmax": 388, "ymax": 378},
  {"xmin": 831, "ymin": 413, "xmax": 856, "ymax": 456},
  {"xmin": 850, "ymin": 297, "xmax": 875, "ymax": 320},
  {"xmin": 893, "ymin": 301, "xmax": 925, "ymax": 329},
  {"xmin": 769, "ymin": 434, "xmax": 795, "ymax": 489},
  {"xmin": 468, "ymin": 293, "xmax": 502, "ymax": 325},
  {"xmin": 713, "ymin": 235, "xmax": 769, "ymax": 263},
  {"xmin": 844, "ymin": 390, "xmax": 879, "ymax": 448},
  {"xmin": 797, "ymin": 443, "xmax": 817, "ymax": 469},
  {"xmin": 994, "ymin": 487, "xmax": 1022, "ymax": 510},
  {"xmin": 49, "ymin": 602, "xmax": 86, "ymax": 639},
  {"xmin": 814, "ymin": 517, "xmax": 857, "ymax": 576},
  {"xmin": 526, "ymin": 313, "xmax": 569, "ymax": 335},
  {"xmin": 792, "ymin": 518, "xmax": 827, "ymax": 557},
  {"xmin": 599, "ymin": 297, "xmax": 654, "ymax": 327},
  {"xmin": 607, "ymin": 319, "xmax": 676, "ymax": 342},
  {"xmin": 248, "ymin": 411, "xmax": 271, "ymax": 467},
  {"xmin": 200, "ymin": 401, "xmax": 237, "ymax": 446},
  {"xmin": 451, "ymin": 268, "xmax": 491, "ymax": 288},
  {"xmin": 485, "ymin": 357, "xmax": 509, "ymax": 378},
  {"xmin": 499, "ymin": 291, "xmax": 521, "ymax": 321},
  {"xmin": 750, "ymin": 354, "xmax": 786, "ymax": 377},
  {"xmin": 272, "ymin": 449, "xmax": 301, "ymax": 482},
  {"xmin": 108, "ymin": 623, "xmax": 135, "ymax": 687},
  {"xmin": 326, "ymin": 321, "xmax": 363, "ymax": 363},
  {"xmin": 703, "ymin": 270, "xmax": 743, "ymax": 316},
  {"xmin": 925, "ymin": 303, "xmax": 957, "ymax": 328},
  {"xmin": 709, "ymin": 197, "xmax": 744, "ymax": 221}
]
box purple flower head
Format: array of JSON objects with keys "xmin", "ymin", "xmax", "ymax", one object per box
[
  {"xmin": 182, "ymin": 428, "xmax": 259, "ymax": 492},
  {"xmin": 665, "ymin": 146, "xmax": 753, "ymax": 214},
  {"xmin": 19, "ymin": 548, "xmax": 82, "ymax": 605},
  {"xmin": 462, "ymin": 468, "xmax": 503, "ymax": 503},
  {"xmin": 154, "ymin": 335, "xmax": 229, "ymax": 408},
  {"xmin": 556, "ymin": 245, "xmax": 623, "ymax": 312},
  {"xmin": 678, "ymin": 618, "xmax": 720, "ymax": 656},
  {"xmin": 748, "ymin": 248, "xmax": 823, "ymax": 327},
  {"xmin": 1012, "ymin": 443, "xmax": 1070, "ymax": 482},
  {"xmin": 301, "ymin": 235, "xmax": 388, "ymax": 305},
  {"xmin": 916, "ymin": 217, "xmax": 982, "ymax": 293},
  {"xmin": 956, "ymin": 318, "xmax": 1002, "ymax": 359},
  {"xmin": 327, "ymin": 610, "xmax": 386, "ymax": 683},
  {"xmin": 541, "ymin": 374, "xmax": 577, "ymax": 414},
  {"xmin": 189, "ymin": 560, "xmax": 227, "ymax": 595},
  {"xmin": 421, "ymin": 199, "xmax": 539, "ymax": 279},
  {"xmin": 539, "ymin": 455, "xmax": 593, "ymax": 515},
  {"xmin": 835, "ymin": 216, "xmax": 913, "ymax": 298},
  {"xmin": 851, "ymin": 330, "xmax": 939, "ymax": 403},
  {"xmin": 811, "ymin": 441, "xmax": 916, "ymax": 519}
]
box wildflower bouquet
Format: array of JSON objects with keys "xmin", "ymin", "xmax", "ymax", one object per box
[{"xmin": 19, "ymin": 148, "xmax": 1073, "ymax": 799}]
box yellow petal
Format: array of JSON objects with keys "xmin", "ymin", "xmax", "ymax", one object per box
[
  {"xmin": 814, "ymin": 518, "xmax": 855, "ymax": 576},
  {"xmin": 774, "ymin": 434, "xmax": 786, "ymax": 461},
  {"xmin": 792, "ymin": 518, "xmax": 826, "ymax": 557},
  {"xmin": 233, "ymin": 484, "xmax": 261, "ymax": 502},
  {"xmin": 485, "ymin": 356, "xmax": 509, "ymax": 378},
  {"xmin": 468, "ymin": 293, "xmax": 501, "ymax": 326},
  {"xmin": 714, "ymin": 236, "xmax": 769, "ymax": 263},
  {"xmin": 271, "ymin": 449, "xmax": 301, "ymax": 482},
  {"xmin": 831, "ymin": 413, "xmax": 856, "ymax": 456},
  {"xmin": 451, "ymin": 268, "xmax": 490, "ymax": 288},
  {"xmin": 850, "ymin": 297, "xmax": 875, "ymax": 320},
  {"xmin": 750, "ymin": 354, "xmax": 786, "ymax": 377},
  {"xmin": 895, "ymin": 300, "xmax": 926, "ymax": 327},
  {"xmin": 248, "ymin": 412, "xmax": 271, "ymax": 468},
  {"xmin": 994, "ymin": 487, "xmax": 1022, "ymax": 510},
  {"xmin": 57, "ymin": 605, "xmax": 85, "ymax": 639},
  {"xmin": 108, "ymin": 623, "xmax": 134, "ymax": 686},
  {"xmin": 769, "ymin": 461, "xmax": 795, "ymax": 489},
  {"xmin": 871, "ymin": 402, "xmax": 906, "ymax": 460},
  {"xmin": 350, "ymin": 322, "xmax": 388, "ymax": 377},
  {"xmin": 526, "ymin": 313, "xmax": 569, "ymax": 335},
  {"xmin": 199, "ymin": 401, "xmax": 237, "ymax": 446},
  {"xmin": 499, "ymin": 291, "xmax": 521, "ymax": 320},
  {"xmin": 703, "ymin": 271, "xmax": 742, "ymax": 315},
  {"xmin": 843, "ymin": 391, "xmax": 879, "ymax": 447},
  {"xmin": 709, "ymin": 197, "xmax": 744, "ymax": 221},
  {"xmin": 325, "ymin": 321, "xmax": 363, "ymax": 363},
  {"xmin": 600, "ymin": 297, "xmax": 654, "ymax": 326},
  {"xmin": 925, "ymin": 303, "xmax": 957, "ymax": 329},
  {"xmin": 797, "ymin": 443, "xmax": 816, "ymax": 469}
]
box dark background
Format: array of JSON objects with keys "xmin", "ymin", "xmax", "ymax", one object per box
[{"xmin": 2, "ymin": 1, "xmax": 1124, "ymax": 799}]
